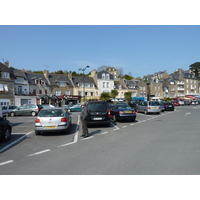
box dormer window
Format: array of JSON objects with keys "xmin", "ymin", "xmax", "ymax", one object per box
[
  {"xmin": 102, "ymin": 73, "xmax": 105, "ymax": 79},
  {"xmin": 1, "ymin": 72, "xmax": 10, "ymax": 78},
  {"xmin": 106, "ymin": 74, "xmax": 109, "ymax": 80},
  {"xmin": 59, "ymin": 82, "xmax": 66, "ymax": 87}
]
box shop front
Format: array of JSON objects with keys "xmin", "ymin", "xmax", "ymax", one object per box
[{"xmin": 58, "ymin": 95, "xmax": 81, "ymax": 106}]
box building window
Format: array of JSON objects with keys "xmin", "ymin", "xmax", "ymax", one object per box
[
  {"xmin": 102, "ymin": 73, "xmax": 105, "ymax": 79},
  {"xmin": 59, "ymin": 82, "xmax": 66, "ymax": 87},
  {"xmin": 103, "ymin": 82, "xmax": 105, "ymax": 88},
  {"xmin": 1, "ymin": 72, "xmax": 10, "ymax": 78},
  {"xmin": 55, "ymin": 90, "xmax": 61, "ymax": 95},
  {"xmin": 39, "ymin": 90, "xmax": 42, "ymax": 94},
  {"xmin": 65, "ymin": 90, "xmax": 70, "ymax": 95},
  {"xmin": 0, "ymin": 84, "xmax": 4, "ymax": 91},
  {"xmin": 107, "ymin": 82, "xmax": 109, "ymax": 88},
  {"xmin": 106, "ymin": 74, "xmax": 109, "ymax": 80}
]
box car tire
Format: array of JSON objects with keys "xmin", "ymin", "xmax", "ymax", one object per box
[
  {"xmin": 105, "ymin": 122, "xmax": 110, "ymax": 127},
  {"xmin": 1, "ymin": 127, "xmax": 11, "ymax": 141},
  {"xmin": 10, "ymin": 112, "xmax": 15, "ymax": 117},
  {"xmin": 35, "ymin": 131, "xmax": 41, "ymax": 135},
  {"xmin": 144, "ymin": 110, "xmax": 148, "ymax": 115},
  {"xmin": 31, "ymin": 111, "xmax": 36, "ymax": 116}
]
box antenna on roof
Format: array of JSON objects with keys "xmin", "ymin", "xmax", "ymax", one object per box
[{"xmin": 2, "ymin": 58, "xmax": 4, "ymax": 63}]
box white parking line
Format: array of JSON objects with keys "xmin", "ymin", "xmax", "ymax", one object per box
[
  {"xmin": 0, "ymin": 160, "xmax": 14, "ymax": 166},
  {"xmin": 0, "ymin": 131, "xmax": 33, "ymax": 153},
  {"xmin": 122, "ymin": 126, "xmax": 127, "ymax": 128},
  {"xmin": 27, "ymin": 149, "xmax": 51, "ymax": 157},
  {"xmin": 101, "ymin": 131, "xmax": 108, "ymax": 135},
  {"xmin": 81, "ymin": 135, "xmax": 94, "ymax": 140}
]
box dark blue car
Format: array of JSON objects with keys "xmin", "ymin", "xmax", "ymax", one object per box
[{"xmin": 110, "ymin": 104, "xmax": 137, "ymax": 122}]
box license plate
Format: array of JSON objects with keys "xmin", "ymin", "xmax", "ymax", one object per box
[
  {"xmin": 125, "ymin": 111, "xmax": 132, "ymax": 113},
  {"xmin": 45, "ymin": 126, "xmax": 56, "ymax": 129},
  {"xmin": 169, "ymin": 105, "xmax": 172, "ymax": 107},
  {"xmin": 152, "ymin": 107, "xmax": 157, "ymax": 109},
  {"xmin": 93, "ymin": 117, "xmax": 102, "ymax": 120}
]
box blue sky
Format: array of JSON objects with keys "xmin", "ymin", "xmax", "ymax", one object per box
[{"xmin": 1, "ymin": 25, "xmax": 200, "ymax": 78}]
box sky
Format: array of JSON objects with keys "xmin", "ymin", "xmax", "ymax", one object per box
[{"xmin": 1, "ymin": 25, "xmax": 200, "ymax": 78}]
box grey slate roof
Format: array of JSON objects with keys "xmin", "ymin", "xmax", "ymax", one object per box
[
  {"xmin": 97, "ymin": 70, "xmax": 114, "ymax": 80},
  {"xmin": 47, "ymin": 74, "xmax": 73, "ymax": 86},
  {"xmin": 25, "ymin": 72, "xmax": 49, "ymax": 85},
  {"xmin": 72, "ymin": 76, "xmax": 97, "ymax": 87}
]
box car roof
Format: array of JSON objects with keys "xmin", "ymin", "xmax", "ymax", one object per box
[{"xmin": 40, "ymin": 107, "xmax": 64, "ymax": 110}]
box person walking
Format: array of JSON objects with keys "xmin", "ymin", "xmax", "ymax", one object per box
[{"xmin": 80, "ymin": 102, "xmax": 89, "ymax": 138}]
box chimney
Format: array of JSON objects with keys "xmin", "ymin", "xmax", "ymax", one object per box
[
  {"xmin": 4, "ymin": 61, "xmax": 9, "ymax": 67},
  {"xmin": 43, "ymin": 70, "xmax": 50, "ymax": 84}
]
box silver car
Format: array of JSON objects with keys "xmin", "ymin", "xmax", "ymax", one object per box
[
  {"xmin": 137, "ymin": 101, "xmax": 161, "ymax": 114},
  {"xmin": 35, "ymin": 107, "xmax": 71, "ymax": 135}
]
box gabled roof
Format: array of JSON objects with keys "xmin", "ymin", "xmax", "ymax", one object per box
[
  {"xmin": 25, "ymin": 72, "xmax": 49, "ymax": 85},
  {"xmin": 97, "ymin": 70, "xmax": 114, "ymax": 80},
  {"xmin": 47, "ymin": 74, "xmax": 73, "ymax": 86},
  {"xmin": 14, "ymin": 69, "xmax": 27, "ymax": 79},
  {"xmin": 0, "ymin": 62, "xmax": 11, "ymax": 73},
  {"xmin": 72, "ymin": 76, "xmax": 97, "ymax": 87}
]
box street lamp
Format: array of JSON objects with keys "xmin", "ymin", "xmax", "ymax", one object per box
[{"xmin": 79, "ymin": 65, "xmax": 90, "ymax": 102}]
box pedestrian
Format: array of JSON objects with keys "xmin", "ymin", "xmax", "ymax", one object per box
[{"xmin": 80, "ymin": 102, "xmax": 89, "ymax": 138}]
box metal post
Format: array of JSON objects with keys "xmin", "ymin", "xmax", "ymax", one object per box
[{"xmin": 79, "ymin": 65, "xmax": 90, "ymax": 102}]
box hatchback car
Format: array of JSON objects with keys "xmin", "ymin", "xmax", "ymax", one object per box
[
  {"xmin": 136, "ymin": 101, "xmax": 161, "ymax": 114},
  {"xmin": 110, "ymin": 104, "xmax": 137, "ymax": 122},
  {"xmin": 86, "ymin": 101, "xmax": 111, "ymax": 127},
  {"xmin": 2, "ymin": 105, "xmax": 18, "ymax": 116},
  {"xmin": 35, "ymin": 107, "xmax": 71, "ymax": 135},
  {"xmin": 163, "ymin": 102, "xmax": 174, "ymax": 111},
  {"xmin": 10, "ymin": 104, "xmax": 42, "ymax": 116},
  {"xmin": 65, "ymin": 104, "xmax": 82, "ymax": 112}
]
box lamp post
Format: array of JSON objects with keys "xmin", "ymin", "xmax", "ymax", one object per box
[{"xmin": 79, "ymin": 65, "xmax": 90, "ymax": 102}]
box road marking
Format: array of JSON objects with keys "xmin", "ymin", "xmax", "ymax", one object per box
[
  {"xmin": 185, "ymin": 112, "xmax": 191, "ymax": 116},
  {"xmin": 27, "ymin": 149, "xmax": 51, "ymax": 157},
  {"xmin": 0, "ymin": 160, "xmax": 14, "ymax": 166},
  {"xmin": 81, "ymin": 135, "xmax": 94, "ymax": 140},
  {"xmin": 122, "ymin": 126, "xmax": 127, "ymax": 128},
  {"xmin": 101, "ymin": 131, "xmax": 108, "ymax": 135},
  {"xmin": 0, "ymin": 131, "xmax": 33, "ymax": 153},
  {"xmin": 110, "ymin": 122, "xmax": 119, "ymax": 130},
  {"xmin": 130, "ymin": 123, "xmax": 135, "ymax": 126}
]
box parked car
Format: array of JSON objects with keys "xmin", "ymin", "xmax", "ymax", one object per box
[
  {"xmin": 0, "ymin": 108, "xmax": 12, "ymax": 141},
  {"xmin": 163, "ymin": 102, "xmax": 174, "ymax": 111},
  {"xmin": 158, "ymin": 101, "xmax": 165, "ymax": 112},
  {"xmin": 35, "ymin": 107, "xmax": 72, "ymax": 135},
  {"xmin": 65, "ymin": 104, "xmax": 82, "ymax": 112},
  {"xmin": 10, "ymin": 104, "xmax": 43, "ymax": 116},
  {"xmin": 184, "ymin": 100, "xmax": 191, "ymax": 106},
  {"xmin": 2, "ymin": 105, "xmax": 17, "ymax": 116},
  {"xmin": 136, "ymin": 101, "xmax": 161, "ymax": 114},
  {"xmin": 41, "ymin": 104, "xmax": 56, "ymax": 109},
  {"xmin": 191, "ymin": 100, "xmax": 198, "ymax": 105},
  {"xmin": 110, "ymin": 104, "xmax": 137, "ymax": 122},
  {"xmin": 86, "ymin": 101, "xmax": 111, "ymax": 127}
]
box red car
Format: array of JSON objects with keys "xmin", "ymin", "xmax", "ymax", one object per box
[{"xmin": 173, "ymin": 101, "xmax": 180, "ymax": 106}]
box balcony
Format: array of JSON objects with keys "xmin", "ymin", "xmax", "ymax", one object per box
[
  {"xmin": 177, "ymin": 87, "xmax": 184, "ymax": 91},
  {"xmin": 177, "ymin": 81, "xmax": 184, "ymax": 85}
]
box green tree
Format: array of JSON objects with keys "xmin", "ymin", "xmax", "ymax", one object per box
[
  {"xmin": 162, "ymin": 97, "xmax": 172, "ymax": 102},
  {"xmin": 100, "ymin": 92, "xmax": 110, "ymax": 101},
  {"xmin": 123, "ymin": 74, "xmax": 134, "ymax": 80},
  {"xmin": 189, "ymin": 62, "xmax": 200, "ymax": 79},
  {"xmin": 124, "ymin": 91, "xmax": 132, "ymax": 104},
  {"xmin": 110, "ymin": 89, "xmax": 119, "ymax": 100}
]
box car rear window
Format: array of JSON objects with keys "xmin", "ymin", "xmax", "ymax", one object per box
[
  {"xmin": 87, "ymin": 102, "xmax": 107, "ymax": 112},
  {"xmin": 116, "ymin": 105, "xmax": 132, "ymax": 109},
  {"xmin": 39, "ymin": 109, "xmax": 64, "ymax": 117},
  {"xmin": 149, "ymin": 101, "xmax": 160, "ymax": 106}
]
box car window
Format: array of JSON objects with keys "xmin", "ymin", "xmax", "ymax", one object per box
[
  {"xmin": 88, "ymin": 103, "xmax": 107, "ymax": 112},
  {"xmin": 39, "ymin": 109, "xmax": 64, "ymax": 117},
  {"xmin": 149, "ymin": 101, "xmax": 160, "ymax": 106},
  {"xmin": 117, "ymin": 106, "xmax": 132, "ymax": 109},
  {"xmin": 2, "ymin": 106, "xmax": 7, "ymax": 110}
]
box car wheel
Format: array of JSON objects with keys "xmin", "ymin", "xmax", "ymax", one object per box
[
  {"xmin": 1, "ymin": 127, "xmax": 11, "ymax": 141},
  {"xmin": 35, "ymin": 131, "xmax": 41, "ymax": 135},
  {"xmin": 31, "ymin": 111, "xmax": 36, "ymax": 116},
  {"xmin": 105, "ymin": 122, "xmax": 110, "ymax": 127},
  {"xmin": 10, "ymin": 112, "xmax": 15, "ymax": 117},
  {"xmin": 144, "ymin": 110, "xmax": 148, "ymax": 115}
]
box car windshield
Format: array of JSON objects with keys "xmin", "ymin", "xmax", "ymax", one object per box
[
  {"xmin": 88, "ymin": 103, "xmax": 107, "ymax": 112},
  {"xmin": 38, "ymin": 109, "xmax": 64, "ymax": 117},
  {"xmin": 149, "ymin": 101, "xmax": 160, "ymax": 106}
]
